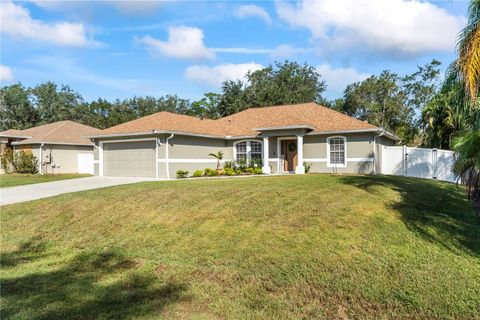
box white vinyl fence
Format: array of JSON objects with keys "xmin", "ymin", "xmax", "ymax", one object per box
[{"xmin": 381, "ymin": 146, "xmax": 457, "ymax": 183}]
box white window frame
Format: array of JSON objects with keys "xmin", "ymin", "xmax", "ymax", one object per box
[
  {"xmin": 326, "ymin": 136, "xmax": 347, "ymax": 168},
  {"xmin": 233, "ymin": 140, "xmax": 263, "ymax": 162}
]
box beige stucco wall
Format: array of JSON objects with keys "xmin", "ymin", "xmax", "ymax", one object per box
[
  {"xmin": 41, "ymin": 144, "xmax": 93, "ymax": 174},
  {"xmin": 94, "ymin": 132, "xmax": 395, "ymax": 178}
]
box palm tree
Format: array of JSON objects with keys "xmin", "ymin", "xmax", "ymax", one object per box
[
  {"xmin": 453, "ymin": 131, "xmax": 480, "ymax": 202},
  {"xmin": 458, "ymin": 0, "xmax": 480, "ymax": 101},
  {"xmin": 454, "ymin": 0, "xmax": 480, "ymax": 204},
  {"xmin": 209, "ymin": 151, "xmax": 224, "ymax": 170}
]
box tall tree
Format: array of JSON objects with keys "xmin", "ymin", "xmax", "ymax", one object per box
[
  {"xmin": 453, "ymin": 0, "xmax": 480, "ymax": 203},
  {"xmin": 30, "ymin": 82, "xmax": 84, "ymax": 124},
  {"xmin": 458, "ymin": 0, "xmax": 480, "ymax": 101},
  {"xmin": 189, "ymin": 93, "xmax": 222, "ymax": 119},
  {"xmin": 340, "ymin": 71, "xmax": 415, "ymax": 143},
  {"xmin": 214, "ymin": 61, "xmax": 326, "ymax": 117},
  {"xmin": 0, "ymin": 83, "xmax": 39, "ymax": 131}
]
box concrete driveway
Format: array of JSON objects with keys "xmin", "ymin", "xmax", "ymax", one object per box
[{"xmin": 0, "ymin": 176, "xmax": 159, "ymax": 206}]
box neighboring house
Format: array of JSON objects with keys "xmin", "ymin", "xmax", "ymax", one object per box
[
  {"xmin": 89, "ymin": 103, "xmax": 398, "ymax": 178},
  {"xmin": 0, "ymin": 121, "xmax": 101, "ymax": 174}
]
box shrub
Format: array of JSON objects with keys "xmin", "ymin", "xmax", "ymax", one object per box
[
  {"xmin": 1, "ymin": 150, "xmax": 39, "ymax": 174},
  {"xmin": 204, "ymin": 168, "xmax": 218, "ymax": 176},
  {"xmin": 193, "ymin": 170, "xmax": 203, "ymax": 177},
  {"xmin": 176, "ymin": 170, "xmax": 189, "ymax": 178},
  {"xmin": 224, "ymin": 160, "xmax": 235, "ymax": 169},
  {"xmin": 224, "ymin": 167, "xmax": 236, "ymax": 176},
  {"xmin": 235, "ymin": 168, "xmax": 243, "ymax": 175},
  {"xmin": 254, "ymin": 167, "xmax": 263, "ymax": 175},
  {"xmin": 0, "ymin": 148, "xmax": 14, "ymax": 173},
  {"xmin": 245, "ymin": 167, "xmax": 255, "ymax": 175},
  {"xmin": 250, "ymin": 158, "xmax": 263, "ymax": 168},
  {"xmin": 236, "ymin": 159, "xmax": 248, "ymax": 172},
  {"xmin": 304, "ymin": 162, "xmax": 312, "ymax": 174}
]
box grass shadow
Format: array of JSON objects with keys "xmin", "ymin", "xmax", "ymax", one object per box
[
  {"xmin": 338, "ymin": 175, "xmax": 480, "ymax": 257},
  {"xmin": 1, "ymin": 242, "xmax": 188, "ymax": 319}
]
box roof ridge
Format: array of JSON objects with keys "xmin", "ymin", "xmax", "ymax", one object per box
[{"xmin": 39, "ymin": 121, "xmax": 69, "ymax": 141}]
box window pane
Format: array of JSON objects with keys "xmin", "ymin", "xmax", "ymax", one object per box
[
  {"xmin": 250, "ymin": 141, "xmax": 262, "ymax": 153},
  {"xmin": 251, "ymin": 153, "xmax": 262, "ymax": 160},
  {"xmin": 329, "ymin": 138, "xmax": 345, "ymax": 165},
  {"xmin": 237, "ymin": 154, "xmax": 247, "ymax": 161},
  {"xmin": 236, "ymin": 142, "xmax": 247, "ymax": 153}
]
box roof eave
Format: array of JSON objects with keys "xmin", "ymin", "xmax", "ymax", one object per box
[{"xmin": 254, "ymin": 125, "xmax": 315, "ymax": 131}]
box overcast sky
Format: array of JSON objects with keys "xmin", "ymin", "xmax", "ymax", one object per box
[{"xmin": 0, "ymin": 0, "xmax": 469, "ymax": 102}]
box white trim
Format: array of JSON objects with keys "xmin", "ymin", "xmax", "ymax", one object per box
[
  {"xmin": 165, "ymin": 134, "xmax": 174, "ymax": 179},
  {"xmin": 93, "ymin": 160, "xmax": 99, "ymax": 164},
  {"xmin": 99, "ymin": 138, "xmax": 157, "ymax": 144},
  {"xmin": 348, "ymin": 157, "xmax": 374, "ymax": 162},
  {"xmin": 157, "ymin": 158, "xmax": 233, "ymax": 163},
  {"xmin": 326, "ymin": 136, "xmax": 347, "ymax": 168},
  {"xmin": 99, "ymin": 142, "xmax": 103, "ymax": 176},
  {"xmin": 295, "ymin": 135, "xmax": 305, "ymax": 174},
  {"xmin": 232, "ymin": 139, "xmax": 262, "ymax": 162},
  {"xmin": 254, "ymin": 125, "xmax": 314, "ymax": 131},
  {"xmin": 277, "ymin": 136, "xmax": 299, "ymax": 173},
  {"xmin": 12, "ymin": 141, "xmax": 94, "ymax": 146},
  {"xmin": 262, "ymin": 136, "xmax": 271, "ymax": 174},
  {"xmin": 155, "ymin": 137, "xmax": 159, "ymax": 179}
]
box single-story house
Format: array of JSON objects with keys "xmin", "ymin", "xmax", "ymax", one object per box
[
  {"xmin": 88, "ymin": 103, "xmax": 398, "ymax": 178},
  {"xmin": 0, "ymin": 120, "xmax": 101, "ymax": 174}
]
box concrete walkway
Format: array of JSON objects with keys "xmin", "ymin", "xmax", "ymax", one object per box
[{"xmin": 0, "ymin": 176, "xmax": 158, "ymax": 206}]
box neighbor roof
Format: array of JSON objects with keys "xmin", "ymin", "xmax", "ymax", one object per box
[
  {"xmin": 92, "ymin": 103, "xmax": 387, "ymax": 139},
  {"xmin": 0, "ymin": 121, "xmax": 102, "ymax": 146}
]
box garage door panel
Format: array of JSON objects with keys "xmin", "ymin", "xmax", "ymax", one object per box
[{"xmin": 103, "ymin": 141, "xmax": 156, "ymax": 177}]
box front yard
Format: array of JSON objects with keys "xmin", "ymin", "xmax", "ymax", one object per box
[
  {"xmin": 0, "ymin": 174, "xmax": 91, "ymax": 188},
  {"xmin": 1, "ymin": 174, "xmax": 479, "ymax": 319}
]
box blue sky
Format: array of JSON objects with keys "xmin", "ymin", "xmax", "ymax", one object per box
[{"xmin": 0, "ymin": 0, "xmax": 470, "ymax": 102}]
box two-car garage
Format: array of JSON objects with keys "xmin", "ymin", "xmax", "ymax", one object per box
[{"xmin": 102, "ymin": 140, "xmax": 157, "ymax": 178}]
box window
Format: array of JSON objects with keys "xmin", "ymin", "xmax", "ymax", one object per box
[
  {"xmin": 327, "ymin": 137, "xmax": 346, "ymax": 167},
  {"xmin": 234, "ymin": 140, "xmax": 263, "ymax": 164},
  {"xmin": 235, "ymin": 141, "xmax": 247, "ymax": 161},
  {"xmin": 250, "ymin": 141, "xmax": 262, "ymax": 161}
]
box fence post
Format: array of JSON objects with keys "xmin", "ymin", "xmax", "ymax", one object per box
[
  {"xmin": 432, "ymin": 148, "xmax": 437, "ymax": 180},
  {"xmin": 402, "ymin": 145, "xmax": 407, "ymax": 176}
]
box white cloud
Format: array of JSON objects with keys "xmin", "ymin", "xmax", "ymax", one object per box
[
  {"xmin": 0, "ymin": 65, "xmax": 14, "ymax": 82},
  {"xmin": 276, "ymin": 0, "xmax": 466, "ymax": 54},
  {"xmin": 137, "ymin": 26, "xmax": 215, "ymax": 60},
  {"xmin": 0, "ymin": 1, "xmax": 94, "ymax": 47},
  {"xmin": 185, "ymin": 63, "xmax": 263, "ymax": 88},
  {"xmin": 317, "ymin": 64, "xmax": 370, "ymax": 97},
  {"xmin": 234, "ymin": 4, "xmax": 272, "ymax": 24}
]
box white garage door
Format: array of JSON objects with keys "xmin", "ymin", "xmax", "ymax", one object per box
[
  {"xmin": 103, "ymin": 141, "xmax": 156, "ymax": 177},
  {"xmin": 78, "ymin": 153, "xmax": 94, "ymax": 174}
]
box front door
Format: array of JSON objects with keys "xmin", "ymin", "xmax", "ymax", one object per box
[{"xmin": 281, "ymin": 140, "xmax": 297, "ymax": 172}]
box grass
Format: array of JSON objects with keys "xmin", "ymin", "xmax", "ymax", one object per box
[
  {"xmin": 1, "ymin": 174, "xmax": 479, "ymax": 319},
  {"xmin": 0, "ymin": 174, "xmax": 91, "ymax": 188}
]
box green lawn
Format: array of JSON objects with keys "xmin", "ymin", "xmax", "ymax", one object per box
[
  {"xmin": 1, "ymin": 175, "xmax": 479, "ymax": 319},
  {"xmin": 0, "ymin": 174, "xmax": 91, "ymax": 188}
]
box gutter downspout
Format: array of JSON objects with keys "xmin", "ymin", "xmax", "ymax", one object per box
[
  {"xmin": 373, "ymin": 130, "xmax": 385, "ymax": 175},
  {"xmin": 39, "ymin": 143, "xmax": 44, "ymax": 175},
  {"xmin": 165, "ymin": 133, "xmax": 174, "ymax": 179}
]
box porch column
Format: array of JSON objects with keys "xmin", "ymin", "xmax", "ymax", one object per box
[
  {"xmin": 262, "ymin": 136, "xmax": 271, "ymax": 174},
  {"xmin": 295, "ymin": 135, "xmax": 305, "ymax": 174}
]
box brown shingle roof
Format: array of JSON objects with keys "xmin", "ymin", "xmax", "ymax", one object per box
[
  {"xmin": 94, "ymin": 103, "xmax": 378, "ymax": 138},
  {"xmin": 0, "ymin": 121, "xmax": 101, "ymax": 145}
]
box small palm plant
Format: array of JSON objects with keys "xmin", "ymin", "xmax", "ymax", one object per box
[{"xmin": 209, "ymin": 151, "xmax": 224, "ymax": 170}]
